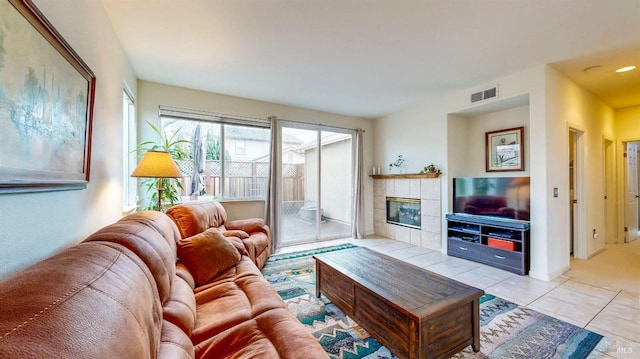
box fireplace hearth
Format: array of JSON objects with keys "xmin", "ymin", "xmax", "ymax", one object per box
[{"xmin": 386, "ymin": 197, "xmax": 421, "ymax": 229}]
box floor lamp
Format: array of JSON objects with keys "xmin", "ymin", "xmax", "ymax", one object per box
[{"xmin": 131, "ymin": 150, "xmax": 184, "ymax": 212}]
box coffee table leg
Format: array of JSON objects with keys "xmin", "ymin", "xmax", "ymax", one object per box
[
  {"xmin": 472, "ymin": 298, "xmax": 480, "ymax": 352},
  {"xmin": 315, "ymin": 260, "xmax": 321, "ymax": 298}
]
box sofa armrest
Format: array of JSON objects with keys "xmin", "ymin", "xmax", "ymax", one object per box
[
  {"xmin": 225, "ymin": 219, "xmax": 271, "ymax": 269},
  {"xmin": 225, "ymin": 218, "xmax": 269, "ymax": 236}
]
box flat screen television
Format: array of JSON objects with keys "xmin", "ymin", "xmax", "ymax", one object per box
[{"xmin": 453, "ymin": 177, "xmax": 530, "ymax": 221}]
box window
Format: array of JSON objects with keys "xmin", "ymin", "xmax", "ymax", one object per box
[
  {"xmin": 122, "ymin": 89, "xmax": 136, "ymax": 212},
  {"xmin": 159, "ymin": 107, "xmax": 270, "ymax": 200},
  {"xmin": 235, "ymin": 140, "xmax": 246, "ymax": 156}
]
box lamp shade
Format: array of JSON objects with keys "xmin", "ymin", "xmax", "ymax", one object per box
[{"xmin": 131, "ymin": 150, "xmax": 184, "ymax": 178}]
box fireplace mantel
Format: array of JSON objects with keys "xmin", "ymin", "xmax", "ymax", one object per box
[{"xmin": 370, "ymin": 173, "xmax": 440, "ymax": 179}]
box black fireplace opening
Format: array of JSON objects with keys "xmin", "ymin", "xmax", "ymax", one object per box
[{"xmin": 386, "ymin": 197, "xmax": 421, "ymax": 229}]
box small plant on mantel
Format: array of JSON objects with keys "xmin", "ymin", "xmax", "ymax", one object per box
[
  {"xmin": 388, "ymin": 155, "xmax": 406, "ymax": 173},
  {"xmin": 420, "ymin": 163, "xmax": 442, "ymax": 177}
]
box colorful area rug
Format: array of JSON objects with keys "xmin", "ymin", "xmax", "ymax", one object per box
[{"xmin": 262, "ymin": 244, "xmax": 612, "ymax": 359}]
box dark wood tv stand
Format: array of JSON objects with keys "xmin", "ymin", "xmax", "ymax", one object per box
[{"xmin": 446, "ymin": 214, "xmax": 530, "ymax": 275}]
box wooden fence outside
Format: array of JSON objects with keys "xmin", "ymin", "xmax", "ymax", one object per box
[{"xmin": 174, "ymin": 160, "xmax": 304, "ymax": 206}]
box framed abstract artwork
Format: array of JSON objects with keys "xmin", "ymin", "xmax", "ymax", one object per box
[
  {"xmin": 485, "ymin": 126, "xmax": 524, "ymax": 172},
  {"xmin": 0, "ymin": 0, "xmax": 96, "ymax": 193}
]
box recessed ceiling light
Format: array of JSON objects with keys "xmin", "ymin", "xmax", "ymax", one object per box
[
  {"xmin": 616, "ymin": 65, "xmax": 636, "ymax": 73},
  {"xmin": 583, "ymin": 65, "xmax": 601, "ymax": 73}
]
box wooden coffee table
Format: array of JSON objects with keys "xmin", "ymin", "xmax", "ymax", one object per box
[{"xmin": 314, "ymin": 247, "xmax": 483, "ymax": 359}]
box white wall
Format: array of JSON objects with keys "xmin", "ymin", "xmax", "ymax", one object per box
[
  {"xmin": 137, "ymin": 80, "xmax": 374, "ymax": 226},
  {"xmin": 0, "ymin": 0, "xmax": 136, "ymax": 279},
  {"xmin": 451, "ymin": 104, "xmax": 530, "ymax": 177},
  {"xmin": 375, "ymin": 66, "xmax": 549, "ymax": 277},
  {"xmin": 375, "ymin": 64, "xmax": 618, "ymax": 281},
  {"xmin": 374, "ymin": 99, "xmax": 449, "ymax": 175}
]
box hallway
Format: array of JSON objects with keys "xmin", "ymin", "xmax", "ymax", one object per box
[{"xmin": 564, "ymin": 239, "xmax": 640, "ymax": 294}]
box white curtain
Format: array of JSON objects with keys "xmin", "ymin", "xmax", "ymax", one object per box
[
  {"xmin": 264, "ymin": 116, "xmax": 281, "ymax": 252},
  {"xmin": 352, "ymin": 128, "xmax": 365, "ymax": 238}
]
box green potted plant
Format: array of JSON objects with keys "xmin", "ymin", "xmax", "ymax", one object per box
[
  {"xmin": 420, "ymin": 163, "xmax": 442, "ymax": 177},
  {"xmin": 133, "ymin": 121, "xmax": 191, "ymax": 210}
]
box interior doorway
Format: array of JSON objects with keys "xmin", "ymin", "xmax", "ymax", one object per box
[
  {"xmin": 624, "ymin": 141, "xmax": 639, "ymax": 243},
  {"xmin": 569, "ymin": 128, "xmax": 586, "ymax": 259},
  {"xmin": 569, "ymin": 131, "xmax": 576, "ymax": 255}
]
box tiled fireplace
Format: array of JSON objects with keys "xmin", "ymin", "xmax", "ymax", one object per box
[
  {"xmin": 373, "ymin": 175, "xmax": 441, "ymax": 251},
  {"xmin": 386, "ymin": 197, "xmax": 421, "ymax": 229}
]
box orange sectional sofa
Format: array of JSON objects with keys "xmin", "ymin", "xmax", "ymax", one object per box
[{"xmin": 0, "ymin": 206, "xmax": 327, "ymax": 358}]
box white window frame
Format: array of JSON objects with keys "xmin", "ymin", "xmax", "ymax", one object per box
[
  {"xmin": 122, "ymin": 87, "xmax": 137, "ymax": 213},
  {"xmin": 158, "ymin": 106, "xmax": 270, "ymax": 201}
]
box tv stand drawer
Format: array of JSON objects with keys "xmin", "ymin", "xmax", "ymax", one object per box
[
  {"xmin": 448, "ymin": 238, "xmax": 483, "ymax": 259},
  {"xmin": 480, "ymin": 246, "xmax": 522, "ymax": 269}
]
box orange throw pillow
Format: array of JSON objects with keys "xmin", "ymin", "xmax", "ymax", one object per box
[{"xmin": 177, "ymin": 228, "xmax": 241, "ymax": 285}]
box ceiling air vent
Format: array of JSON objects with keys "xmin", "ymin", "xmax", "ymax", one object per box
[
  {"xmin": 470, "ymin": 91, "xmax": 483, "ymax": 103},
  {"xmin": 470, "ymin": 86, "xmax": 499, "ymax": 103}
]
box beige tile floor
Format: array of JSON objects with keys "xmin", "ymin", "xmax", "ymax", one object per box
[
  {"xmin": 565, "ymin": 240, "xmax": 640, "ymax": 294},
  {"xmin": 278, "ymin": 237, "xmax": 640, "ymax": 358}
]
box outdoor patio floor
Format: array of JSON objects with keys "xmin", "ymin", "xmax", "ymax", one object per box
[{"xmin": 280, "ymin": 214, "xmax": 351, "ymax": 245}]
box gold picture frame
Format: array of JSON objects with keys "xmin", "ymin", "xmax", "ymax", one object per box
[{"xmin": 485, "ymin": 126, "xmax": 524, "ymax": 172}]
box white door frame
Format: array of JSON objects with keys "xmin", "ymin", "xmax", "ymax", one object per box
[
  {"xmin": 602, "ymin": 136, "xmax": 617, "ymax": 244},
  {"xmin": 569, "ymin": 126, "xmax": 587, "ymax": 259},
  {"xmin": 278, "ymin": 120, "xmax": 355, "ymax": 245}
]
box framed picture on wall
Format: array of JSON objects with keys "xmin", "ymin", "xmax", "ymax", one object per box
[
  {"xmin": 0, "ymin": 0, "xmax": 96, "ymax": 193},
  {"xmin": 485, "ymin": 126, "xmax": 524, "ymax": 172}
]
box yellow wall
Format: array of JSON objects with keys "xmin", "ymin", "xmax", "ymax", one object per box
[{"xmin": 616, "ymin": 106, "xmax": 640, "ymax": 140}]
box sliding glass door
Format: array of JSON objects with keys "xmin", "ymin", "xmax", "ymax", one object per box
[
  {"xmin": 279, "ymin": 123, "xmax": 353, "ymax": 245},
  {"xmin": 319, "ymin": 130, "xmax": 353, "ymax": 239}
]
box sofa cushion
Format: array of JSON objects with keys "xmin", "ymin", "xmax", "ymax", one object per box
[
  {"xmin": 194, "ymin": 308, "xmax": 328, "ymax": 359},
  {"xmin": 177, "ymin": 228, "xmax": 241, "ymax": 285},
  {"xmin": 0, "ymin": 243, "xmax": 162, "ymax": 358},
  {"xmin": 167, "ymin": 201, "xmax": 228, "ymax": 238},
  {"xmin": 189, "ymin": 256, "xmax": 289, "ymax": 344},
  {"xmin": 163, "ymin": 275, "xmax": 197, "ymax": 336},
  {"xmin": 254, "ymin": 247, "xmax": 272, "ymax": 271},
  {"xmin": 158, "ymin": 320, "xmax": 195, "ymax": 359},
  {"xmin": 176, "ymin": 261, "xmax": 196, "ymax": 289},
  {"xmin": 82, "ymin": 211, "xmax": 180, "ymax": 303}
]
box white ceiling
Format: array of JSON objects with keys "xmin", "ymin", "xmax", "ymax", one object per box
[{"xmin": 100, "ymin": 0, "xmax": 640, "ymax": 119}]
